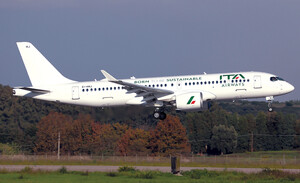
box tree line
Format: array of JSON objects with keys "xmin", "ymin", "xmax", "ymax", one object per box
[{"xmin": 0, "ymin": 84, "xmax": 299, "ymax": 155}]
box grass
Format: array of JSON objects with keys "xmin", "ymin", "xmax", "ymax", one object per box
[
  {"xmin": 1, "ymin": 150, "xmax": 300, "ymax": 169},
  {"xmin": 0, "ymin": 168, "xmax": 300, "ymax": 183}
]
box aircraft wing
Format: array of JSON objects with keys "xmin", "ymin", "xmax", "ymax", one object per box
[{"xmin": 101, "ymin": 70, "xmax": 173, "ymax": 103}]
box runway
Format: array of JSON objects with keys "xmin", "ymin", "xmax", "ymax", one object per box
[{"xmin": 1, "ymin": 165, "xmax": 300, "ymax": 174}]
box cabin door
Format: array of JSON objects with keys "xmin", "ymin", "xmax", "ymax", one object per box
[
  {"xmin": 72, "ymin": 86, "xmax": 80, "ymax": 100},
  {"xmin": 253, "ymin": 75, "xmax": 262, "ymax": 89}
]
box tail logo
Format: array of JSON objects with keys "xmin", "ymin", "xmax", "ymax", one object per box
[{"xmin": 187, "ymin": 96, "xmax": 196, "ymax": 105}]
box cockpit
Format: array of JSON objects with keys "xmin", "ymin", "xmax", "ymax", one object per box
[{"xmin": 270, "ymin": 76, "xmax": 284, "ymax": 82}]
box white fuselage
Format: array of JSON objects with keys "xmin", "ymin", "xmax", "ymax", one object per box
[{"xmin": 14, "ymin": 71, "xmax": 294, "ymax": 108}]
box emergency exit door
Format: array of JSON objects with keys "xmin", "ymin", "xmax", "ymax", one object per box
[
  {"xmin": 253, "ymin": 75, "xmax": 262, "ymax": 89},
  {"xmin": 72, "ymin": 86, "xmax": 80, "ymax": 100}
]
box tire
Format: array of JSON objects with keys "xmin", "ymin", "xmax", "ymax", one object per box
[
  {"xmin": 159, "ymin": 112, "xmax": 167, "ymax": 120},
  {"xmin": 153, "ymin": 112, "xmax": 160, "ymax": 119}
]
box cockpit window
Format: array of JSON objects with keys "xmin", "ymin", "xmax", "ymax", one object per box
[
  {"xmin": 270, "ymin": 76, "xmax": 285, "ymax": 82},
  {"xmin": 277, "ymin": 77, "xmax": 284, "ymax": 81},
  {"xmin": 270, "ymin": 77, "xmax": 277, "ymax": 81}
]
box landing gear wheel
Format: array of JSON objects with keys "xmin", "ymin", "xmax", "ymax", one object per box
[
  {"xmin": 153, "ymin": 111, "xmax": 167, "ymax": 120},
  {"xmin": 266, "ymin": 96, "xmax": 274, "ymax": 113},
  {"xmin": 159, "ymin": 112, "xmax": 167, "ymax": 120},
  {"xmin": 268, "ymin": 107, "xmax": 273, "ymax": 112},
  {"xmin": 153, "ymin": 112, "xmax": 160, "ymax": 119}
]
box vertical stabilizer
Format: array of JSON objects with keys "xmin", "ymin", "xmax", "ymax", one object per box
[{"xmin": 16, "ymin": 42, "xmax": 75, "ymax": 87}]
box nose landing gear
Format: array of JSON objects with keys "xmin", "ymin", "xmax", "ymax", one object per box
[{"xmin": 266, "ymin": 96, "xmax": 274, "ymax": 112}]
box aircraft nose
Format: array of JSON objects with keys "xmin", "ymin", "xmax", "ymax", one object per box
[{"xmin": 286, "ymin": 83, "xmax": 295, "ymax": 93}]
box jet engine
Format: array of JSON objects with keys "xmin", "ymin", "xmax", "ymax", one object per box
[{"xmin": 175, "ymin": 92, "xmax": 204, "ymax": 111}]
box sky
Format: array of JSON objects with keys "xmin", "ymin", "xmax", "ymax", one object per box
[{"xmin": 0, "ymin": 0, "xmax": 299, "ymax": 101}]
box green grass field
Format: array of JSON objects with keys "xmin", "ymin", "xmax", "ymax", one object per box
[{"xmin": 0, "ymin": 167, "xmax": 299, "ymax": 183}]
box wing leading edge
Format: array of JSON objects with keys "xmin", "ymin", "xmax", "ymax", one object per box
[{"xmin": 101, "ymin": 70, "xmax": 174, "ymax": 104}]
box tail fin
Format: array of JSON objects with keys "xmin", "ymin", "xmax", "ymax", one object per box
[{"xmin": 16, "ymin": 42, "xmax": 75, "ymax": 87}]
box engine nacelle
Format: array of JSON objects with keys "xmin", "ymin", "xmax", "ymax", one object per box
[{"xmin": 176, "ymin": 92, "xmax": 204, "ymax": 111}]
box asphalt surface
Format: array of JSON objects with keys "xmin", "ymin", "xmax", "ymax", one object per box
[{"xmin": 1, "ymin": 165, "xmax": 300, "ymax": 174}]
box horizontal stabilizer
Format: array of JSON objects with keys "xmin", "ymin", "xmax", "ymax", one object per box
[{"xmin": 18, "ymin": 87, "xmax": 50, "ymax": 94}]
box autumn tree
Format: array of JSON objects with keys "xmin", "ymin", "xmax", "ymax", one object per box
[
  {"xmin": 149, "ymin": 115, "xmax": 190, "ymax": 156},
  {"xmin": 66, "ymin": 114, "xmax": 95, "ymax": 154},
  {"xmin": 90, "ymin": 122, "xmax": 129, "ymax": 155},
  {"xmin": 118, "ymin": 128, "xmax": 150, "ymax": 156},
  {"xmin": 34, "ymin": 112, "xmax": 72, "ymax": 154}
]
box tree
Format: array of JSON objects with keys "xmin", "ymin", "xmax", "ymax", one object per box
[
  {"xmin": 210, "ymin": 125, "xmax": 237, "ymax": 154},
  {"xmin": 295, "ymin": 119, "xmax": 300, "ymax": 148},
  {"xmin": 34, "ymin": 112, "xmax": 72, "ymax": 154},
  {"xmin": 66, "ymin": 113, "xmax": 94, "ymax": 154},
  {"xmin": 254, "ymin": 111, "xmax": 268, "ymax": 151},
  {"xmin": 90, "ymin": 122, "xmax": 129, "ymax": 155},
  {"xmin": 118, "ymin": 128, "xmax": 150, "ymax": 156},
  {"xmin": 185, "ymin": 112, "xmax": 211, "ymax": 154},
  {"xmin": 149, "ymin": 115, "xmax": 190, "ymax": 156}
]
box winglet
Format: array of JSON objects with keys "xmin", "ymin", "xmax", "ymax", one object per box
[{"xmin": 101, "ymin": 70, "xmax": 118, "ymax": 81}]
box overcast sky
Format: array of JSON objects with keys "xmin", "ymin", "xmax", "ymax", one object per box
[{"xmin": 0, "ymin": 0, "xmax": 299, "ymax": 101}]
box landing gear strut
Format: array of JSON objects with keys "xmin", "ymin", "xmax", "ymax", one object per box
[
  {"xmin": 153, "ymin": 108, "xmax": 167, "ymax": 120},
  {"xmin": 266, "ymin": 96, "xmax": 274, "ymax": 112}
]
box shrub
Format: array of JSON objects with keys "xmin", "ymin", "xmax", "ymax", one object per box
[
  {"xmin": 118, "ymin": 166, "xmax": 136, "ymax": 172},
  {"xmin": 58, "ymin": 166, "xmax": 68, "ymax": 174},
  {"xmin": 133, "ymin": 171, "xmax": 155, "ymax": 179},
  {"xmin": 20, "ymin": 167, "xmax": 33, "ymax": 174},
  {"xmin": 18, "ymin": 174, "xmax": 24, "ymax": 179}
]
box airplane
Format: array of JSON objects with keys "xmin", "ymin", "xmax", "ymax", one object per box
[{"xmin": 13, "ymin": 42, "xmax": 295, "ymax": 120}]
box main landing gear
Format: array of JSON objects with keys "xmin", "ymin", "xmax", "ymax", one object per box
[
  {"xmin": 266, "ymin": 96, "xmax": 274, "ymax": 112},
  {"xmin": 153, "ymin": 108, "xmax": 167, "ymax": 120}
]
